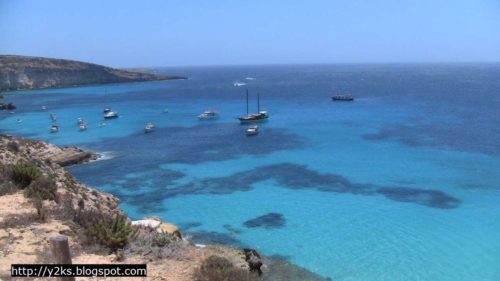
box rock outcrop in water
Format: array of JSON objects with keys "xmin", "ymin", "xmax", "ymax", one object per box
[{"xmin": 0, "ymin": 55, "xmax": 186, "ymax": 91}]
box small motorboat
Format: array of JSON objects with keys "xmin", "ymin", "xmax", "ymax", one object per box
[
  {"xmin": 246, "ymin": 125, "xmax": 259, "ymax": 136},
  {"xmin": 16, "ymin": 118, "xmax": 22, "ymax": 124},
  {"xmin": 41, "ymin": 106, "xmax": 47, "ymax": 110},
  {"xmin": 245, "ymin": 77, "xmax": 256, "ymax": 80},
  {"xmin": 50, "ymin": 125, "xmax": 60, "ymax": 133},
  {"xmin": 104, "ymin": 111, "xmax": 119, "ymax": 119},
  {"xmin": 233, "ymin": 81, "xmax": 246, "ymax": 87},
  {"xmin": 144, "ymin": 122, "xmax": 156, "ymax": 133},
  {"xmin": 197, "ymin": 110, "xmax": 219, "ymax": 120},
  {"xmin": 50, "ymin": 113, "xmax": 57, "ymax": 121},
  {"xmin": 98, "ymin": 122, "xmax": 107, "ymax": 127},
  {"xmin": 79, "ymin": 123, "xmax": 88, "ymax": 131}
]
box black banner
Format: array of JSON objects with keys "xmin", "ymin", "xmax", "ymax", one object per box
[{"xmin": 11, "ymin": 264, "xmax": 147, "ymax": 277}]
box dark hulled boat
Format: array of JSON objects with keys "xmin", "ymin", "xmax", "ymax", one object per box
[
  {"xmin": 332, "ymin": 95, "xmax": 354, "ymax": 101},
  {"xmin": 238, "ymin": 90, "xmax": 269, "ymax": 124}
]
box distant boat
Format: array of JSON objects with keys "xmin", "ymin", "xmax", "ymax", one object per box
[
  {"xmin": 104, "ymin": 111, "xmax": 119, "ymax": 119},
  {"xmin": 41, "ymin": 106, "xmax": 47, "ymax": 110},
  {"xmin": 246, "ymin": 125, "xmax": 259, "ymax": 136},
  {"xmin": 198, "ymin": 109, "xmax": 220, "ymax": 120},
  {"xmin": 332, "ymin": 95, "xmax": 354, "ymax": 101},
  {"xmin": 16, "ymin": 118, "xmax": 22, "ymax": 124},
  {"xmin": 50, "ymin": 125, "xmax": 59, "ymax": 133},
  {"xmin": 98, "ymin": 122, "xmax": 107, "ymax": 127},
  {"xmin": 79, "ymin": 123, "xmax": 88, "ymax": 131},
  {"xmin": 144, "ymin": 122, "xmax": 156, "ymax": 133},
  {"xmin": 238, "ymin": 90, "xmax": 269, "ymax": 124},
  {"xmin": 77, "ymin": 117, "xmax": 84, "ymax": 125},
  {"xmin": 245, "ymin": 77, "xmax": 256, "ymax": 80},
  {"xmin": 233, "ymin": 81, "xmax": 246, "ymax": 87},
  {"xmin": 50, "ymin": 113, "xmax": 57, "ymax": 121},
  {"xmin": 163, "ymin": 108, "xmax": 169, "ymax": 113}
]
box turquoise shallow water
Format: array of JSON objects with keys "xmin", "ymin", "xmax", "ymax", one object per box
[{"xmin": 1, "ymin": 64, "xmax": 500, "ymax": 280}]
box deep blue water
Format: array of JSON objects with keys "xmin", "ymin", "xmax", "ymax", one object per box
[{"xmin": 1, "ymin": 64, "xmax": 500, "ymax": 281}]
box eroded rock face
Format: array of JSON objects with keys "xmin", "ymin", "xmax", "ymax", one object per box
[
  {"xmin": 244, "ymin": 248, "xmax": 263, "ymax": 274},
  {"xmin": 0, "ymin": 55, "xmax": 185, "ymax": 91}
]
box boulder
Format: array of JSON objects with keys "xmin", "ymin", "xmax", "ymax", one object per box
[{"xmin": 158, "ymin": 222, "xmax": 182, "ymax": 240}]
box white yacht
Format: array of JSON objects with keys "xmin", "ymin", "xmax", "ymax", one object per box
[
  {"xmin": 144, "ymin": 122, "xmax": 156, "ymax": 133},
  {"xmin": 104, "ymin": 111, "xmax": 119, "ymax": 119},
  {"xmin": 197, "ymin": 110, "xmax": 220, "ymax": 120},
  {"xmin": 50, "ymin": 125, "xmax": 60, "ymax": 133},
  {"xmin": 246, "ymin": 125, "xmax": 259, "ymax": 136}
]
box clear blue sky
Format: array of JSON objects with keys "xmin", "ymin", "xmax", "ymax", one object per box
[{"xmin": 1, "ymin": 0, "xmax": 500, "ymax": 67}]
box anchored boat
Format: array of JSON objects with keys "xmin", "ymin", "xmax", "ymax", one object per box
[
  {"xmin": 238, "ymin": 90, "xmax": 269, "ymax": 124},
  {"xmin": 332, "ymin": 95, "xmax": 354, "ymax": 101}
]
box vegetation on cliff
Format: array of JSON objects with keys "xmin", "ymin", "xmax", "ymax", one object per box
[{"xmin": 0, "ymin": 55, "xmax": 186, "ymax": 91}]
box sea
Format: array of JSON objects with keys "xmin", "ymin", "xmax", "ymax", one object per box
[{"xmin": 1, "ymin": 64, "xmax": 499, "ymax": 281}]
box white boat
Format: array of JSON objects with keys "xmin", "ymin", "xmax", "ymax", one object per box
[
  {"xmin": 50, "ymin": 125, "xmax": 59, "ymax": 133},
  {"xmin": 245, "ymin": 77, "xmax": 256, "ymax": 80},
  {"xmin": 104, "ymin": 111, "xmax": 119, "ymax": 119},
  {"xmin": 246, "ymin": 125, "xmax": 259, "ymax": 136},
  {"xmin": 98, "ymin": 122, "xmax": 107, "ymax": 127},
  {"xmin": 197, "ymin": 110, "xmax": 220, "ymax": 120},
  {"xmin": 79, "ymin": 123, "xmax": 88, "ymax": 131},
  {"xmin": 233, "ymin": 81, "xmax": 246, "ymax": 87},
  {"xmin": 144, "ymin": 123, "xmax": 156, "ymax": 133},
  {"xmin": 16, "ymin": 118, "xmax": 22, "ymax": 124},
  {"xmin": 41, "ymin": 106, "xmax": 47, "ymax": 110}
]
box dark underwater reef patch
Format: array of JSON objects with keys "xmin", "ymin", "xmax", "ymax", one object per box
[
  {"xmin": 159, "ymin": 163, "xmax": 461, "ymax": 209},
  {"xmin": 83, "ymin": 162, "xmax": 460, "ymax": 212},
  {"xmin": 363, "ymin": 119, "xmax": 500, "ymax": 156},
  {"xmin": 378, "ymin": 187, "xmax": 460, "ymax": 209},
  {"xmin": 243, "ymin": 213, "xmax": 286, "ymax": 229}
]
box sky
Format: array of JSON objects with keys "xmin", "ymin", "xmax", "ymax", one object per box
[{"xmin": 1, "ymin": 0, "xmax": 500, "ymax": 67}]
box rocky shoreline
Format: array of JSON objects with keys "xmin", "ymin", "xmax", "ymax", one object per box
[{"xmin": 0, "ymin": 135, "xmax": 331, "ymax": 281}]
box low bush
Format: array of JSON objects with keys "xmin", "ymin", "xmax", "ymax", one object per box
[
  {"xmin": 125, "ymin": 230, "xmax": 188, "ymax": 260},
  {"xmin": 193, "ymin": 255, "xmax": 259, "ymax": 281},
  {"xmin": 12, "ymin": 161, "xmax": 41, "ymax": 188},
  {"xmin": 31, "ymin": 197, "xmax": 48, "ymax": 222},
  {"xmin": 0, "ymin": 164, "xmax": 17, "ymax": 196},
  {"xmin": 74, "ymin": 210, "xmax": 138, "ymax": 252},
  {"xmin": 24, "ymin": 176, "xmax": 57, "ymax": 201},
  {"xmin": 7, "ymin": 141, "xmax": 20, "ymax": 152}
]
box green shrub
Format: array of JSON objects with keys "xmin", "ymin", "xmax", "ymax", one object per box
[
  {"xmin": 78, "ymin": 198, "xmax": 85, "ymax": 209},
  {"xmin": 12, "ymin": 161, "xmax": 41, "ymax": 188},
  {"xmin": 24, "ymin": 176, "xmax": 57, "ymax": 200},
  {"xmin": 193, "ymin": 255, "xmax": 259, "ymax": 281},
  {"xmin": 74, "ymin": 210, "xmax": 138, "ymax": 252}
]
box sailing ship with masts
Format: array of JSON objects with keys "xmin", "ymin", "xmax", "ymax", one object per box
[{"xmin": 238, "ymin": 90, "xmax": 269, "ymax": 123}]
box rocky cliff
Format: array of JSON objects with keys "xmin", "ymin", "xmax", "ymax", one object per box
[{"xmin": 0, "ymin": 55, "xmax": 185, "ymax": 91}]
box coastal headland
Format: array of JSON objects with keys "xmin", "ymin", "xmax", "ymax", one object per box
[{"xmin": 0, "ymin": 55, "xmax": 186, "ymax": 92}]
